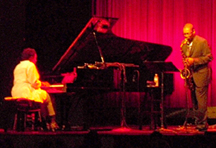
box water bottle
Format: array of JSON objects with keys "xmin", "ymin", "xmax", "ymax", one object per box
[{"xmin": 154, "ymin": 73, "xmax": 159, "ymax": 87}]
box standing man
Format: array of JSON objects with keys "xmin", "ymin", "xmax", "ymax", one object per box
[
  {"xmin": 11, "ymin": 48, "xmax": 59, "ymax": 131},
  {"xmin": 180, "ymin": 23, "xmax": 213, "ymax": 131}
]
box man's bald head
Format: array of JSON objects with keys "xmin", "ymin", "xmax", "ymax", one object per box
[{"xmin": 183, "ymin": 23, "xmax": 196, "ymax": 42}]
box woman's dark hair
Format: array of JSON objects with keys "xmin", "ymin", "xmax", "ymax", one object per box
[{"xmin": 21, "ymin": 48, "xmax": 36, "ymax": 60}]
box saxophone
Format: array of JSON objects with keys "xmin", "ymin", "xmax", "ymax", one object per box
[{"xmin": 180, "ymin": 39, "xmax": 194, "ymax": 90}]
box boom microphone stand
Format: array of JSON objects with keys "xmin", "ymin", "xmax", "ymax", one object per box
[
  {"xmin": 93, "ymin": 30, "xmax": 131, "ymax": 131},
  {"xmin": 183, "ymin": 79, "xmax": 191, "ymax": 128},
  {"xmin": 175, "ymin": 78, "xmax": 195, "ymax": 133},
  {"xmin": 112, "ymin": 63, "xmax": 132, "ymax": 132}
]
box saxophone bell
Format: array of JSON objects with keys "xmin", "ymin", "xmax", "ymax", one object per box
[{"xmin": 180, "ymin": 68, "xmax": 191, "ymax": 79}]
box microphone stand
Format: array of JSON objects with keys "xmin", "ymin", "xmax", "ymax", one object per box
[
  {"xmin": 174, "ymin": 79, "xmax": 195, "ymax": 133},
  {"xmin": 92, "ymin": 31, "xmax": 106, "ymax": 69},
  {"xmin": 92, "ymin": 31, "xmax": 131, "ymax": 131},
  {"xmin": 112, "ymin": 63, "xmax": 132, "ymax": 132}
]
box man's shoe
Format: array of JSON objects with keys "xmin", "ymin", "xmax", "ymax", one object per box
[
  {"xmin": 196, "ymin": 124, "xmax": 208, "ymax": 131},
  {"xmin": 50, "ymin": 121, "xmax": 60, "ymax": 132}
]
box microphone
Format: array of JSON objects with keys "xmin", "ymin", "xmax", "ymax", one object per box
[{"xmin": 180, "ymin": 39, "xmax": 188, "ymax": 48}]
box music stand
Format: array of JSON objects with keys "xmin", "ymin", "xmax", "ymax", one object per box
[{"xmin": 143, "ymin": 61, "xmax": 179, "ymax": 131}]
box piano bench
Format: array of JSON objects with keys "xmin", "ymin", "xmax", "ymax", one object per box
[{"xmin": 4, "ymin": 97, "xmax": 43, "ymax": 131}]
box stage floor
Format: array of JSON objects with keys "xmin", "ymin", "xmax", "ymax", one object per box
[{"xmin": 1, "ymin": 125, "xmax": 216, "ymax": 148}]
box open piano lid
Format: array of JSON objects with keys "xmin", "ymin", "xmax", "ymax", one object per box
[{"xmin": 52, "ymin": 16, "xmax": 172, "ymax": 73}]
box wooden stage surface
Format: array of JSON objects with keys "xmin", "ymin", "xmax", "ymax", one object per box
[{"xmin": 1, "ymin": 125, "xmax": 216, "ymax": 148}]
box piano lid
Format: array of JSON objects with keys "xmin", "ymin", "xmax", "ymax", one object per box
[{"xmin": 52, "ymin": 16, "xmax": 172, "ymax": 73}]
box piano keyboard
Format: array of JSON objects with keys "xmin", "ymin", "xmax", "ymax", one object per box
[{"xmin": 41, "ymin": 84, "xmax": 66, "ymax": 93}]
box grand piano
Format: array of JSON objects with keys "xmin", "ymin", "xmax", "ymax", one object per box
[
  {"xmin": 43, "ymin": 16, "xmax": 176, "ymax": 92},
  {"xmin": 42, "ymin": 16, "xmax": 178, "ymax": 130}
]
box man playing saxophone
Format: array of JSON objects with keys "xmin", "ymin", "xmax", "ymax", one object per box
[{"xmin": 180, "ymin": 23, "xmax": 213, "ymax": 131}]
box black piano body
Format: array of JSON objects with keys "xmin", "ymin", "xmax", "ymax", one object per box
[
  {"xmin": 42, "ymin": 16, "xmax": 178, "ymax": 94},
  {"xmin": 41, "ymin": 16, "xmax": 179, "ymax": 129}
]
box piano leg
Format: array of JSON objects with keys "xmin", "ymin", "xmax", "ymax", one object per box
[
  {"xmin": 60, "ymin": 96, "xmax": 71, "ymax": 131},
  {"xmin": 59, "ymin": 92, "xmax": 84, "ymax": 131}
]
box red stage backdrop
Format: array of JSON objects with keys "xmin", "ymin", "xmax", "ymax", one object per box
[{"xmin": 94, "ymin": 0, "xmax": 216, "ymax": 108}]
